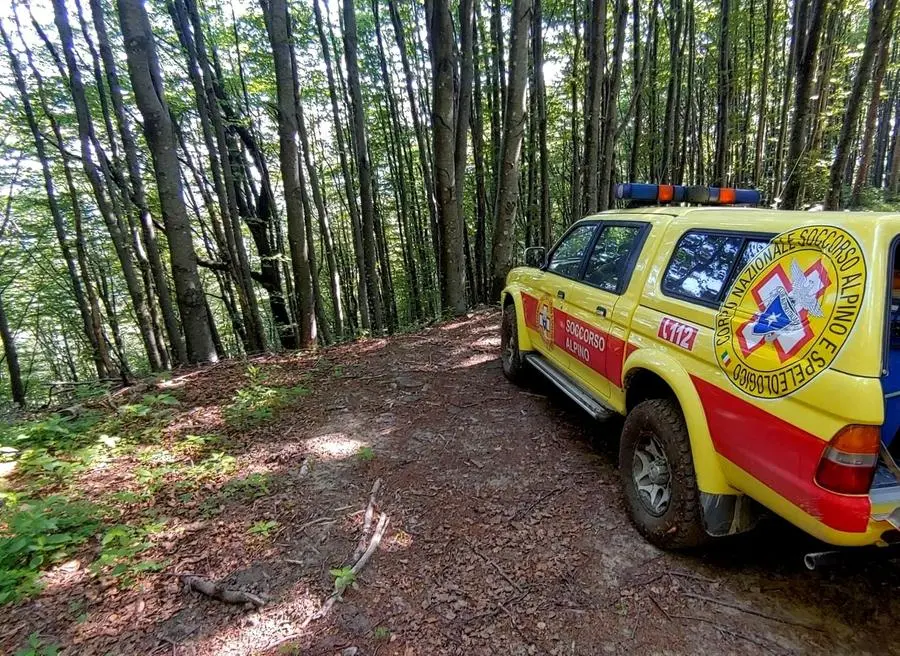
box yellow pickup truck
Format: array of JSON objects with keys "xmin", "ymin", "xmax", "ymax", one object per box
[{"xmin": 499, "ymin": 184, "xmax": 900, "ymax": 556}]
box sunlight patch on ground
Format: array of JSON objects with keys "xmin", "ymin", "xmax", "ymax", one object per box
[
  {"xmin": 305, "ymin": 433, "xmax": 367, "ymax": 460},
  {"xmin": 450, "ymin": 352, "xmax": 496, "ymax": 369}
]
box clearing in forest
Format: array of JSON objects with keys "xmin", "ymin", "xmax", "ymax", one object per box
[{"xmin": 1, "ymin": 310, "xmax": 899, "ymax": 656}]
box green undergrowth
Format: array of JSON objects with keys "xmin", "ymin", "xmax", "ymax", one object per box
[
  {"xmin": 0, "ymin": 392, "xmax": 182, "ymax": 605},
  {"xmin": 224, "ymin": 365, "xmax": 308, "ymax": 427}
]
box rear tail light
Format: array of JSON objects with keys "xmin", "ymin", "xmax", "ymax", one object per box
[{"xmin": 815, "ymin": 425, "xmax": 880, "ymax": 495}]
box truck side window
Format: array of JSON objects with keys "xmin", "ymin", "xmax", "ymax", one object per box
[
  {"xmin": 663, "ymin": 232, "xmax": 744, "ymax": 303},
  {"xmin": 583, "ymin": 225, "xmax": 644, "ymax": 293},
  {"xmin": 546, "ymin": 224, "xmax": 596, "ymax": 278}
]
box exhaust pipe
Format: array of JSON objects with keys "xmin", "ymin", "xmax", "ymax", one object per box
[
  {"xmin": 803, "ymin": 551, "xmax": 841, "ymax": 570},
  {"xmin": 805, "ymin": 546, "xmax": 900, "ymax": 570}
]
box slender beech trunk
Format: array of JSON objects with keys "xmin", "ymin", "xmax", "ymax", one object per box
[
  {"xmin": 583, "ymin": 0, "xmax": 607, "ymax": 214},
  {"xmin": 713, "ymin": 0, "xmax": 731, "ymax": 186},
  {"xmin": 428, "ymin": 0, "xmax": 466, "ymax": 314},
  {"xmin": 52, "ymin": 0, "xmax": 163, "ymax": 371},
  {"xmin": 490, "ymin": 0, "xmax": 532, "ymax": 299},
  {"xmin": 88, "ymin": 0, "xmax": 186, "ymax": 365},
  {"xmin": 0, "ymin": 289, "xmax": 24, "ymax": 406},
  {"xmin": 599, "ymin": 0, "xmax": 628, "ymax": 209},
  {"xmin": 826, "ymin": 0, "xmax": 890, "ymax": 208},
  {"xmin": 118, "ymin": 0, "xmax": 218, "ymax": 363},
  {"xmin": 781, "ymin": 0, "xmax": 828, "ymax": 209},
  {"xmin": 388, "ymin": 0, "xmax": 438, "ymax": 280},
  {"xmin": 851, "ymin": 0, "xmax": 898, "ymax": 205},
  {"xmin": 473, "ymin": 4, "xmax": 489, "ymax": 301},
  {"xmin": 261, "ymin": 0, "xmax": 317, "ymax": 348},
  {"xmin": 343, "ymin": 0, "xmax": 385, "ymax": 331},
  {"xmin": 533, "ymin": 0, "xmax": 550, "ymax": 242},
  {"xmin": 629, "ymin": 0, "xmax": 643, "ymax": 182},
  {"xmin": 753, "ymin": 0, "xmax": 774, "ymax": 185},
  {"xmin": 312, "ymin": 0, "xmax": 369, "ymax": 331},
  {"xmin": 1, "ymin": 23, "xmax": 111, "ymax": 380}
]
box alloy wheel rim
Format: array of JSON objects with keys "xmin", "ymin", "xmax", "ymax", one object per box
[{"xmin": 632, "ymin": 432, "xmax": 671, "ymax": 517}]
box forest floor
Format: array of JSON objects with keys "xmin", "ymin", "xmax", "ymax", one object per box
[{"xmin": 2, "ymin": 309, "xmax": 900, "ymax": 655}]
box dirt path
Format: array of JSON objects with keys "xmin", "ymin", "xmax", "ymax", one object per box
[{"xmin": 4, "ymin": 310, "xmax": 900, "ymax": 655}]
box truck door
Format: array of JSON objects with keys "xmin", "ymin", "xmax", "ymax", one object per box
[
  {"xmin": 561, "ymin": 221, "xmax": 650, "ymax": 400},
  {"xmin": 521, "ymin": 222, "xmax": 598, "ymax": 373}
]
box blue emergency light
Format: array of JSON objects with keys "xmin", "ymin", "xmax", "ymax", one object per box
[{"xmin": 615, "ymin": 183, "xmax": 761, "ymax": 206}]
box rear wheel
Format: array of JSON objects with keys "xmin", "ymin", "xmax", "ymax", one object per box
[
  {"xmin": 500, "ymin": 303, "xmax": 528, "ymax": 385},
  {"xmin": 619, "ymin": 398, "xmax": 708, "ymax": 549}
]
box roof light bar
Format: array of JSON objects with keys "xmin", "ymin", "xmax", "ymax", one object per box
[{"xmin": 615, "ymin": 183, "xmax": 761, "ymax": 206}]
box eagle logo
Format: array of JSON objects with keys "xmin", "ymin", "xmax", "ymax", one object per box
[{"xmin": 737, "ymin": 258, "xmax": 830, "ymax": 363}]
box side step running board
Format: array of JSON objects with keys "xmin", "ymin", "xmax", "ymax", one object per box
[{"xmin": 524, "ymin": 352, "xmax": 614, "ymax": 420}]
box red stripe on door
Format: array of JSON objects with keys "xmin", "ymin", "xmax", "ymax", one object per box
[
  {"xmin": 519, "ymin": 292, "xmax": 631, "ymax": 388},
  {"xmin": 691, "ymin": 375, "xmax": 870, "ymax": 533}
]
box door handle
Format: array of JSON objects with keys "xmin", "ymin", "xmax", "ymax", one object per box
[
  {"xmin": 556, "ymin": 290, "xmax": 566, "ymax": 300},
  {"xmin": 596, "ymin": 305, "xmax": 608, "ymax": 317}
]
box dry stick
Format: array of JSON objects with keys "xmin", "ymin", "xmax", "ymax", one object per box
[
  {"xmin": 467, "ymin": 539, "xmax": 524, "ymax": 594},
  {"xmin": 681, "ymin": 592, "xmax": 822, "ymax": 631},
  {"xmin": 301, "ymin": 512, "xmax": 390, "ymax": 629},
  {"xmin": 667, "ymin": 613, "xmax": 784, "ymax": 656},
  {"xmin": 352, "ymin": 478, "xmax": 383, "ymax": 561},
  {"xmin": 181, "ymin": 574, "xmax": 265, "ymax": 608}
]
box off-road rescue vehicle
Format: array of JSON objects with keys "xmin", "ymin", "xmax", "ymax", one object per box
[{"xmin": 499, "ymin": 182, "xmax": 900, "ymax": 553}]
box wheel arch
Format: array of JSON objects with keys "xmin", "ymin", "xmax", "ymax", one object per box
[
  {"xmin": 500, "ymin": 287, "xmax": 535, "ymax": 353},
  {"xmin": 623, "ymin": 351, "xmax": 736, "ymax": 495}
]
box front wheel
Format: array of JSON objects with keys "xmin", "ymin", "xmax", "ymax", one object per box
[
  {"xmin": 500, "ymin": 303, "xmax": 528, "ymax": 385},
  {"xmin": 619, "ymin": 398, "xmax": 708, "ymax": 549}
]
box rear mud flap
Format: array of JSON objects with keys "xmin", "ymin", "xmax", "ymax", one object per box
[{"xmin": 700, "ymin": 492, "xmax": 761, "ymax": 537}]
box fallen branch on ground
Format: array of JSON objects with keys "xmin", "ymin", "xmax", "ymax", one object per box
[
  {"xmin": 180, "ymin": 574, "xmax": 265, "ymax": 608},
  {"xmin": 467, "ymin": 538, "xmax": 524, "ymax": 594},
  {"xmin": 301, "ymin": 512, "xmax": 390, "ymax": 628},
  {"xmin": 352, "ymin": 478, "xmax": 382, "ymax": 561},
  {"xmin": 681, "ymin": 591, "xmax": 822, "ymax": 631}
]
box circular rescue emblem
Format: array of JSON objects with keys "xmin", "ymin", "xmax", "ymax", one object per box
[
  {"xmin": 537, "ymin": 298, "xmax": 554, "ymax": 348},
  {"xmin": 714, "ymin": 225, "xmax": 866, "ymax": 399}
]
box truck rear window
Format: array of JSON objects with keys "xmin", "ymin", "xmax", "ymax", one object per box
[{"xmin": 662, "ymin": 230, "xmax": 770, "ymax": 307}]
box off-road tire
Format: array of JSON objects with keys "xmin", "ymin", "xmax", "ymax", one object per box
[
  {"xmin": 619, "ymin": 398, "xmax": 708, "ymax": 549},
  {"xmin": 500, "ymin": 304, "xmax": 528, "ymax": 385}
]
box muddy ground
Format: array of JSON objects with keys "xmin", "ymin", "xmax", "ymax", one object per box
[{"xmin": 3, "ymin": 309, "xmax": 900, "ymax": 655}]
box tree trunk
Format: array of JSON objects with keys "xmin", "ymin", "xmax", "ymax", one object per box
[
  {"xmin": 533, "ymin": 0, "xmax": 550, "ymax": 243},
  {"xmin": 781, "ymin": 0, "xmax": 828, "ymax": 209},
  {"xmin": 52, "ymin": 0, "xmax": 164, "ymax": 371},
  {"xmin": 343, "ymin": 0, "xmax": 385, "ymax": 332},
  {"xmin": 582, "ymin": 0, "xmax": 607, "ymax": 214},
  {"xmin": 118, "ymin": 0, "xmax": 218, "ymax": 363},
  {"xmin": 713, "ymin": 0, "xmax": 731, "ymax": 186},
  {"xmin": 753, "ymin": 0, "xmax": 774, "ymax": 186},
  {"xmin": 428, "ymin": 0, "xmax": 467, "ymax": 315},
  {"xmin": 489, "ymin": 0, "xmax": 532, "ymax": 299},
  {"xmin": 1, "ymin": 23, "xmax": 112, "ymax": 380},
  {"xmin": 312, "ymin": 0, "xmax": 369, "ymax": 332},
  {"xmin": 851, "ymin": 0, "xmax": 898, "ymax": 205},
  {"xmin": 0, "ymin": 289, "xmax": 24, "ymax": 407},
  {"xmin": 599, "ymin": 0, "xmax": 628, "ymax": 209},
  {"xmin": 826, "ymin": 0, "xmax": 890, "ymax": 208},
  {"xmin": 261, "ymin": 0, "xmax": 317, "ymax": 348},
  {"xmin": 472, "ymin": 2, "xmax": 489, "ymax": 302}
]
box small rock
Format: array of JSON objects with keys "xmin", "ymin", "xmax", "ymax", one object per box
[{"xmin": 342, "ymin": 648, "xmax": 358, "ymax": 656}]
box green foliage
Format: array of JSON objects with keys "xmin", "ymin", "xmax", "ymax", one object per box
[
  {"xmin": 224, "ymin": 365, "xmax": 307, "ymax": 427},
  {"xmin": 221, "ymin": 472, "xmax": 273, "ymax": 501},
  {"xmin": 356, "ymin": 446, "xmax": 375, "ymax": 462},
  {"xmin": 120, "ymin": 393, "xmax": 179, "ymax": 418},
  {"xmin": 14, "ymin": 633, "xmax": 59, "ymax": 656},
  {"xmin": 373, "ymin": 626, "xmax": 391, "ymax": 640},
  {"xmin": 329, "ymin": 565, "xmax": 356, "ymax": 595},
  {"xmin": 247, "ymin": 520, "xmax": 279, "ymax": 537},
  {"xmin": 89, "ymin": 523, "xmax": 165, "ymax": 585},
  {"xmin": 0, "ymin": 495, "xmax": 104, "ymax": 604}
]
